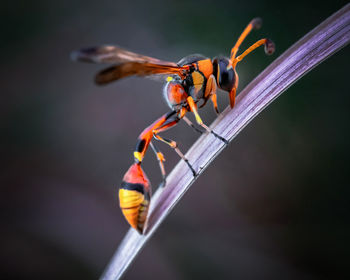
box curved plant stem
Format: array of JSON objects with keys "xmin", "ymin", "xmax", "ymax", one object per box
[{"xmin": 101, "ymin": 4, "xmax": 350, "ymax": 280}]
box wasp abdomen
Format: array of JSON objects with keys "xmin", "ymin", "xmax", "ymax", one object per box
[{"xmin": 119, "ymin": 163, "xmax": 151, "ymax": 233}]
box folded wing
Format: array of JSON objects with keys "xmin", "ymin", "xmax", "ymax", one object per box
[{"xmin": 71, "ymin": 45, "xmax": 189, "ymax": 85}]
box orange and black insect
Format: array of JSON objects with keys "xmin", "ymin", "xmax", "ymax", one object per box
[{"xmin": 71, "ymin": 18, "xmax": 275, "ymax": 234}]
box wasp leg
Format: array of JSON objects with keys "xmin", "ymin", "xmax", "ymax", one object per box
[
  {"xmin": 153, "ymin": 133, "xmax": 196, "ymax": 177},
  {"xmin": 187, "ymin": 96, "xmax": 229, "ymax": 145},
  {"xmin": 210, "ymin": 93, "xmax": 219, "ymax": 114},
  {"xmin": 204, "ymin": 74, "xmax": 219, "ymax": 114},
  {"xmin": 134, "ymin": 110, "xmax": 196, "ymax": 176},
  {"xmin": 199, "ymin": 122, "xmax": 229, "ymax": 145},
  {"xmin": 182, "ymin": 116, "xmax": 203, "ymax": 135},
  {"xmin": 150, "ymin": 142, "xmax": 166, "ymax": 188},
  {"xmin": 134, "ymin": 110, "xmax": 178, "ymax": 164},
  {"xmin": 229, "ymin": 86, "xmax": 237, "ymax": 108},
  {"xmin": 199, "ymin": 74, "xmax": 219, "ymax": 114},
  {"xmin": 152, "ymin": 111, "xmax": 196, "ymax": 177}
]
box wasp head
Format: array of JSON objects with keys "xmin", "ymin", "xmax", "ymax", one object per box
[{"xmin": 212, "ymin": 56, "xmax": 237, "ymax": 92}]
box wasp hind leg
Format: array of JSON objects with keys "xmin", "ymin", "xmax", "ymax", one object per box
[
  {"xmin": 150, "ymin": 142, "xmax": 167, "ymax": 188},
  {"xmin": 153, "ymin": 132, "xmax": 197, "ymax": 177},
  {"xmin": 134, "ymin": 110, "xmax": 196, "ymax": 177}
]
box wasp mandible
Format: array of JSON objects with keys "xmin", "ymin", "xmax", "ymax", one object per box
[{"xmin": 71, "ymin": 18, "xmax": 275, "ymax": 234}]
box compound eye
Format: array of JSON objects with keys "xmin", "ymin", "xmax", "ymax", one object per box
[{"xmin": 216, "ymin": 58, "xmax": 235, "ymax": 92}]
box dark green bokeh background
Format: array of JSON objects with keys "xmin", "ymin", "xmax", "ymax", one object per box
[{"xmin": 1, "ymin": 1, "xmax": 349, "ymax": 279}]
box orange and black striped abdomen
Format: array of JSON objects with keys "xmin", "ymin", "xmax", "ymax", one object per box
[{"xmin": 119, "ymin": 163, "xmax": 151, "ymax": 233}]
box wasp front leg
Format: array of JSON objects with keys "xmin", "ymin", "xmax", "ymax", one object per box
[{"xmin": 204, "ymin": 74, "xmax": 220, "ymax": 114}]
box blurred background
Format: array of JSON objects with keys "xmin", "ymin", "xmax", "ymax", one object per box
[{"xmin": 1, "ymin": 0, "xmax": 349, "ymax": 279}]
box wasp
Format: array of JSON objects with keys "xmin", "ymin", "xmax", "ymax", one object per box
[{"xmin": 71, "ymin": 18, "xmax": 275, "ymax": 234}]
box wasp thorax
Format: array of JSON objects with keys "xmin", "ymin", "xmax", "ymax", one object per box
[
  {"xmin": 212, "ymin": 57, "xmax": 236, "ymax": 92},
  {"xmin": 163, "ymin": 79, "xmax": 188, "ymax": 109}
]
